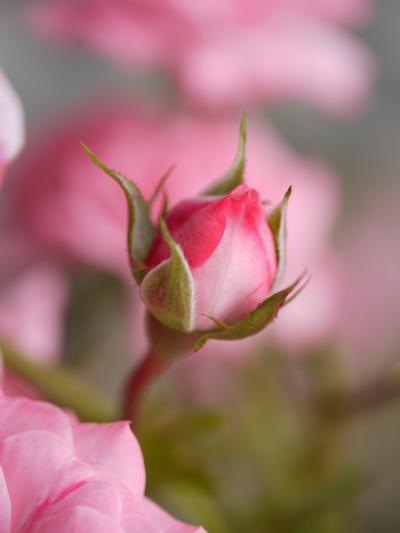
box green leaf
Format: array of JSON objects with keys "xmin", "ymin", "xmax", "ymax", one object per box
[
  {"xmin": 202, "ymin": 113, "xmax": 247, "ymax": 196},
  {"xmin": 140, "ymin": 219, "xmax": 195, "ymax": 332},
  {"xmin": 195, "ymin": 275, "xmax": 305, "ymax": 351},
  {"xmin": 268, "ymin": 186, "xmax": 291, "ymax": 291},
  {"xmin": 81, "ymin": 143, "xmax": 154, "ymax": 283},
  {"xmin": 0, "ymin": 341, "xmax": 119, "ymax": 422}
]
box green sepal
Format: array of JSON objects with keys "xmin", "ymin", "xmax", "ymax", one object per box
[
  {"xmin": 195, "ymin": 274, "xmax": 305, "ymax": 351},
  {"xmin": 140, "ymin": 219, "xmax": 195, "ymax": 333},
  {"xmin": 202, "ymin": 113, "xmax": 247, "ymax": 196},
  {"xmin": 268, "ymin": 186, "xmax": 291, "ymax": 291},
  {"xmin": 81, "ymin": 143, "xmax": 155, "ymax": 283},
  {"xmin": 149, "ymin": 164, "xmax": 175, "ymax": 205}
]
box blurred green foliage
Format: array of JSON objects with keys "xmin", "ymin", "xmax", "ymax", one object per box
[{"xmin": 136, "ymin": 350, "xmax": 364, "ymax": 533}]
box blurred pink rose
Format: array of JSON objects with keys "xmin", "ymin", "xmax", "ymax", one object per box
[
  {"xmin": 0, "ymin": 227, "xmax": 67, "ymax": 362},
  {"xmin": 0, "ymin": 389, "xmax": 205, "ymax": 531},
  {"xmin": 337, "ymin": 183, "xmax": 400, "ymax": 375},
  {"xmin": 271, "ymin": 252, "xmax": 343, "ymax": 351},
  {"xmin": 26, "ymin": 0, "xmax": 374, "ymax": 114},
  {"xmin": 0, "ymin": 68, "xmax": 24, "ymax": 185},
  {"xmin": 0, "ymin": 222, "xmax": 68, "ymax": 398},
  {"xmin": 12, "ymin": 102, "xmax": 340, "ymax": 348},
  {"xmin": 0, "ymin": 263, "xmax": 67, "ymax": 361},
  {"xmin": 145, "ymin": 184, "xmax": 277, "ymax": 331}
]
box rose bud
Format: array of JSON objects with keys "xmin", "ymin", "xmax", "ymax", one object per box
[
  {"xmin": 83, "ymin": 116, "xmax": 305, "ymax": 353},
  {"xmin": 144, "ymin": 183, "xmax": 277, "ymax": 331}
]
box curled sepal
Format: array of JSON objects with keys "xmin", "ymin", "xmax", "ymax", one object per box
[
  {"xmin": 268, "ymin": 186, "xmax": 291, "ymax": 291},
  {"xmin": 202, "ymin": 113, "xmax": 247, "ymax": 196},
  {"xmin": 195, "ymin": 274, "xmax": 306, "ymax": 351},
  {"xmin": 81, "ymin": 143, "xmax": 154, "ymax": 283},
  {"xmin": 140, "ymin": 219, "xmax": 195, "ymax": 333}
]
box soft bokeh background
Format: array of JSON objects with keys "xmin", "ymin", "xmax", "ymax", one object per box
[{"xmin": 1, "ymin": 1, "xmax": 400, "ymax": 532}]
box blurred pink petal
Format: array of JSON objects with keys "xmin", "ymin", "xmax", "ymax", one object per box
[
  {"xmin": 0, "ymin": 263, "xmax": 67, "ymax": 361},
  {"xmin": 337, "ymin": 184, "xmax": 400, "ymax": 374},
  {"xmin": 0, "ymin": 68, "xmax": 24, "ymax": 184},
  {"xmin": 181, "ymin": 19, "xmax": 374, "ymax": 115},
  {"xmin": 270, "ymin": 252, "xmax": 343, "ymax": 351},
  {"xmin": 293, "ymin": 0, "xmax": 373, "ymax": 26},
  {"xmin": 0, "ymin": 227, "xmax": 68, "ymax": 397},
  {"xmin": 26, "ymin": 0, "xmax": 374, "ymax": 114}
]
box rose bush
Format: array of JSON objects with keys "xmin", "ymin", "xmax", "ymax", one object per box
[{"xmin": 0, "ymin": 383, "xmax": 205, "ymax": 531}]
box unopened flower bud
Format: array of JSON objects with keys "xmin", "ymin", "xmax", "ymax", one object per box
[
  {"xmin": 83, "ymin": 116, "xmax": 304, "ymax": 352},
  {"xmin": 143, "ymin": 184, "xmax": 277, "ymax": 331}
]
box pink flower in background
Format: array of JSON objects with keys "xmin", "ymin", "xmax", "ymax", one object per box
[
  {"xmin": 0, "ymin": 68, "xmax": 24, "ymax": 184},
  {"xmin": 11, "ymin": 102, "xmax": 340, "ymax": 349},
  {"xmin": 0, "ymin": 263, "xmax": 67, "ymax": 361},
  {"xmin": 26, "ymin": 0, "xmax": 374, "ymax": 115},
  {"xmin": 0, "ymin": 389, "xmax": 205, "ymax": 531},
  {"xmin": 0, "ymin": 226, "xmax": 68, "ymax": 398},
  {"xmin": 273, "ymin": 252, "xmax": 342, "ymax": 351},
  {"xmin": 145, "ymin": 184, "xmax": 277, "ymax": 331},
  {"xmin": 0, "ymin": 227, "xmax": 67, "ymax": 362},
  {"xmin": 337, "ymin": 184, "xmax": 400, "ymax": 375}
]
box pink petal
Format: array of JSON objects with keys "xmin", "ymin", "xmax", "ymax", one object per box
[
  {"xmin": 0, "ymin": 466, "xmax": 11, "ymax": 532},
  {"xmin": 192, "ymin": 186, "xmax": 276, "ymax": 329},
  {"xmin": 147, "ymin": 197, "xmax": 227, "ymax": 269},
  {"xmin": 0, "ymin": 431, "xmax": 93, "ymax": 530},
  {"xmin": 72, "ymin": 421, "xmax": 146, "ymax": 498},
  {"xmin": 33, "ymin": 506, "xmax": 124, "ymax": 533},
  {"xmin": 0, "ymin": 396, "xmax": 73, "ymax": 442},
  {"xmin": 181, "ymin": 19, "xmax": 374, "ymax": 115}
]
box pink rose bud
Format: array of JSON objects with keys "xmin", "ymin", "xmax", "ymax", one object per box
[
  {"xmin": 83, "ymin": 116, "xmax": 305, "ymax": 352},
  {"xmin": 144, "ymin": 184, "xmax": 277, "ymax": 331}
]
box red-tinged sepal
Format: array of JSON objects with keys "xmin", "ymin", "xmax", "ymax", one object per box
[
  {"xmin": 268, "ymin": 186, "xmax": 291, "ymax": 291},
  {"xmin": 140, "ymin": 219, "xmax": 195, "ymax": 333},
  {"xmin": 202, "ymin": 113, "xmax": 247, "ymax": 196}
]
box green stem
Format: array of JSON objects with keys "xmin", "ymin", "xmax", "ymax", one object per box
[
  {"xmin": 123, "ymin": 350, "xmax": 170, "ymax": 424},
  {"xmin": 1, "ymin": 341, "xmax": 119, "ymax": 423}
]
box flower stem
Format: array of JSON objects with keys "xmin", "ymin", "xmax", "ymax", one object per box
[{"xmin": 123, "ymin": 350, "xmax": 169, "ymax": 423}]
